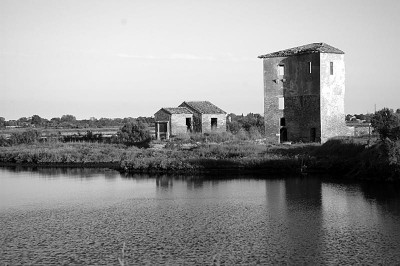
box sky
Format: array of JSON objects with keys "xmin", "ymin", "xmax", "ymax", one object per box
[{"xmin": 1, "ymin": 0, "xmax": 399, "ymax": 120}]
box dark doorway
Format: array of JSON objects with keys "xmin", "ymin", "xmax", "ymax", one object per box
[
  {"xmin": 310, "ymin": 128, "xmax": 316, "ymax": 142},
  {"xmin": 186, "ymin": 118, "xmax": 192, "ymax": 132},
  {"xmin": 280, "ymin": 127, "xmax": 288, "ymax": 142},
  {"xmin": 211, "ymin": 118, "xmax": 217, "ymax": 130},
  {"xmin": 159, "ymin": 122, "xmax": 168, "ymax": 139}
]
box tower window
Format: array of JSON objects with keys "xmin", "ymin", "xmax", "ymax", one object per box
[
  {"xmin": 330, "ymin": 62, "xmax": 333, "ymax": 75},
  {"xmin": 309, "ymin": 62, "xmax": 312, "ymax": 73},
  {"xmin": 278, "ymin": 65, "xmax": 285, "ymax": 76},
  {"xmin": 280, "ymin": 117, "xmax": 286, "ymax": 126},
  {"xmin": 278, "ymin": 97, "xmax": 284, "ymax": 110}
]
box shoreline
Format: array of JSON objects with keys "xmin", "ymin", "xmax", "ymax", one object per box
[{"xmin": 0, "ymin": 139, "xmax": 399, "ymax": 181}]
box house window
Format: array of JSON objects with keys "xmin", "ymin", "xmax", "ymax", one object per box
[
  {"xmin": 280, "ymin": 117, "xmax": 286, "ymax": 127},
  {"xmin": 211, "ymin": 118, "xmax": 217, "ymax": 130},
  {"xmin": 309, "ymin": 62, "xmax": 312, "ymax": 73},
  {"xmin": 278, "ymin": 65, "xmax": 285, "ymax": 76},
  {"xmin": 330, "ymin": 62, "xmax": 333, "ymax": 75},
  {"xmin": 278, "ymin": 97, "xmax": 284, "ymax": 110}
]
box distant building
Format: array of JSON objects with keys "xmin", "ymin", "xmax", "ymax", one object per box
[
  {"xmin": 154, "ymin": 107, "xmax": 193, "ymax": 140},
  {"xmin": 179, "ymin": 101, "xmax": 227, "ymax": 134},
  {"xmin": 258, "ymin": 42, "xmax": 353, "ymax": 143},
  {"xmin": 154, "ymin": 101, "xmax": 227, "ymax": 140}
]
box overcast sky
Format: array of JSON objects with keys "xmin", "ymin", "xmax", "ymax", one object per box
[{"xmin": 1, "ymin": 0, "xmax": 399, "ymax": 120}]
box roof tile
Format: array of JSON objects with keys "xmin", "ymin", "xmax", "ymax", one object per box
[
  {"xmin": 180, "ymin": 101, "xmax": 226, "ymax": 114},
  {"xmin": 258, "ymin": 42, "xmax": 344, "ymax": 58}
]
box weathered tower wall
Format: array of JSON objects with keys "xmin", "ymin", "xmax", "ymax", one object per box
[
  {"xmin": 320, "ymin": 53, "xmax": 352, "ymax": 143},
  {"xmin": 263, "ymin": 54, "xmax": 321, "ymax": 143},
  {"xmin": 263, "ymin": 57, "xmax": 285, "ymax": 142},
  {"xmin": 283, "ymin": 54, "xmax": 321, "ymax": 142}
]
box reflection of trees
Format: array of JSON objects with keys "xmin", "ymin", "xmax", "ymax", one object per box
[
  {"xmin": 360, "ymin": 181, "xmax": 400, "ymax": 215},
  {"xmin": 156, "ymin": 175, "xmax": 173, "ymax": 188},
  {"xmin": 186, "ymin": 177, "xmax": 204, "ymax": 190},
  {"xmin": 6, "ymin": 166, "xmax": 120, "ymax": 179}
]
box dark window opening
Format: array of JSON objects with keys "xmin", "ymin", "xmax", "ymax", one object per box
[
  {"xmin": 211, "ymin": 118, "xmax": 217, "ymax": 130},
  {"xmin": 280, "ymin": 127, "xmax": 288, "ymax": 143},
  {"xmin": 186, "ymin": 118, "xmax": 192, "ymax": 132},
  {"xmin": 310, "ymin": 128, "xmax": 316, "ymax": 142},
  {"xmin": 330, "ymin": 62, "xmax": 333, "ymax": 75},
  {"xmin": 280, "ymin": 117, "xmax": 286, "ymax": 127}
]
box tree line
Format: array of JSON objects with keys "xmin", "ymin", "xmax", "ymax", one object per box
[{"xmin": 0, "ymin": 115, "xmax": 154, "ymax": 129}]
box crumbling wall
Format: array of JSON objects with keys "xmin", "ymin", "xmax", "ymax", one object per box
[
  {"xmin": 170, "ymin": 114, "xmax": 193, "ymax": 136},
  {"xmin": 283, "ymin": 53, "xmax": 321, "ymax": 142},
  {"xmin": 263, "ymin": 57, "xmax": 285, "ymax": 142},
  {"xmin": 263, "ymin": 53, "xmax": 321, "ymax": 143},
  {"xmin": 201, "ymin": 114, "xmax": 226, "ymax": 134}
]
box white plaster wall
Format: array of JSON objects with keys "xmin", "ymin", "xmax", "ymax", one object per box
[{"xmin": 320, "ymin": 53, "xmax": 353, "ymax": 143}]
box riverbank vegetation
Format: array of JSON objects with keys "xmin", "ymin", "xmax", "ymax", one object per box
[{"xmin": 0, "ymin": 108, "xmax": 399, "ymax": 180}]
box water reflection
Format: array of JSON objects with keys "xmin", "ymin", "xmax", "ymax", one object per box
[
  {"xmin": 156, "ymin": 175, "xmax": 173, "ymax": 189},
  {"xmin": 1, "ymin": 168, "xmax": 400, "ymax": 265}
]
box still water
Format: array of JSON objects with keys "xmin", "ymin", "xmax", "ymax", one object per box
[{"xmin": 1, "ymin": 167, "xmax": 400, "ymax": 265}]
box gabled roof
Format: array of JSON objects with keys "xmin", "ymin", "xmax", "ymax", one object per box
[
  {"xmin": 161, "ymin": 107, "xmax": 193, "ymax": 114},
  {"xmin": 180, "ymin": 101, "xmax": 226, "ymax": 114},
  {"xmin": 258, "ymin": 42, "xmax": 344, "ymax": 58}
]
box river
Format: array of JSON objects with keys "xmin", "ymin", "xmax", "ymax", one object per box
[{"xmin": 1, "ymin": 167, "xmax": 400, "ymax": 265}]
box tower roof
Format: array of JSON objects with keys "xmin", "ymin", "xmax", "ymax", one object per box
[{"xmin": 258, "ymin": 43, "xmax": 344, "ymax": 58}]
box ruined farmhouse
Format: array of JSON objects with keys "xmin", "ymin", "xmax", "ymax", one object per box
[
  {"xmin": 258, "ymin": 42, "xmax": 352, "ymax": 143},
  {"xmin": 154, "ymin": 101, "xmax": 226, "ymax": 139}
]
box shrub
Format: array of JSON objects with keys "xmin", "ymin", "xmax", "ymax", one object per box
[
  {"xmin": 371, "ymin": 108, "xmax": 400, "ymax": 140},
  {"xmin": 9, "ymin": 129, "xmax": 41, "ymax": 145},
  {"xmin": 117, "ymin": 121, "xmax": 150, "ymax": 145}
]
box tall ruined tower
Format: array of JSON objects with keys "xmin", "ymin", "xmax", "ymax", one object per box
[{"xmin": 258, "ymin": 43, "xmax": 351, "ymax": 143}]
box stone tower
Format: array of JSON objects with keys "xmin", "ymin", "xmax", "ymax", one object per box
[{"xmin": 258, "ymin": 42, "xmax": 352, "ymax": 143}]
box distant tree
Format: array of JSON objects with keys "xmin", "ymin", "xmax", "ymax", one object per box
[
  {"xmin": 371, "ymin": 108, "xmax": 400, "ymax": 140},
  {"xmin": 117, "ymin": 121, "xmax": 150, "ymax": 144},
  {"xmin": 31, "ymin": 115, "xmax": 42, "ymax": 126},
  {"xmin": 61, "ymin": 114, "xmax": 76, "ymax": 123},
  {"xmin": 17, "ymin": 117, "xmax": 29, "ymax": 123},
  {"xmin": 5, "ymin": 120, "xmax": 17, "ymax": 127},
  {"xmin": 227, "ymin": 120, "xmax": 241, "ymax": 134},
  {"xmin": 50, "ymin": 117, "xmax": 61, "ymax": 123},
  {"xmin": 396, "ymin": 109, "xmax": 400, "ymax": 114},
  {"xmin": 0, "ymin": 117, "xmax": 5, "ymax": 128},
  {"xmin": 345, "ymin": 114, "xmax": 352, "ymax": 121}
]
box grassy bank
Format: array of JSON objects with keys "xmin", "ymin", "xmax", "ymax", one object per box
[
  {"xmin": 0, "ymin": 141, "xmax": 300, "ymax": 174},
  {"xmin": 0, "ymin": 138, "xmax": 399, "ymax": 180}
]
